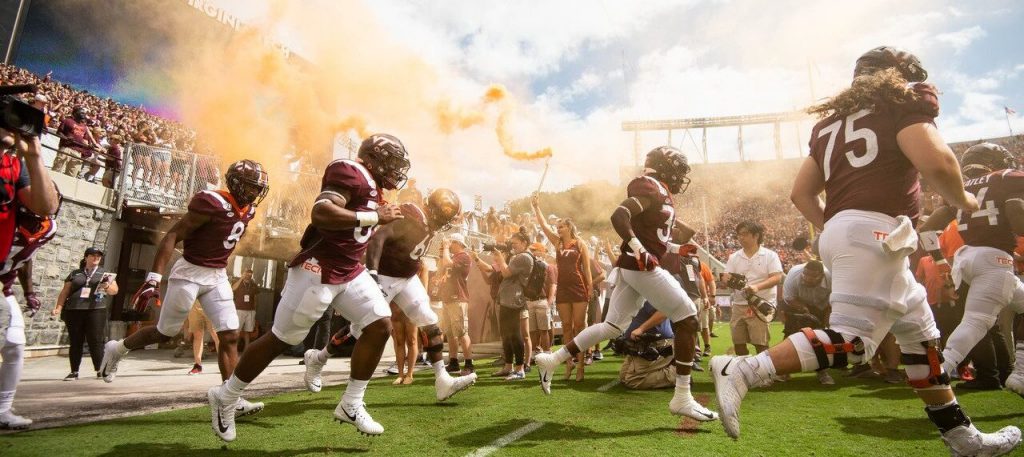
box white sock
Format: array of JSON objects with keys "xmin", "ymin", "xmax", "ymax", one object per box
[
  {"xmin": 342, "ymin": 378, "xmax": 369, "ymax": 405},
  {"xmin": 742, "ymin": 352, "xmax": 777, "ymax": 387},
  {"xmin": 432, "ymin": 361, "xmax": 450, "ymax": 379},
  {"xmin": 116, "ymin": 340, "xmax": 129, "ymax": 355},
  {"xmin": 674, "ymin": 375, "xmax": 693, "ymax": 402},
  {"xmin": 553, "ymin": 347, "xmax": 571, "ymax": 363},
  {"xmin": 316, "ymin": 348, "xmax": 330, "ymax": 364},
  {"xmin": 221, "ymin": 375, "xmax": 248, "ymax": 404},
  {"xmin": 0, "ymin": 343, "xmax": 24, "ymax": 394},
  {"xmin": 0, "ymin": 391, "xmax": 13, "ymax": 413}
]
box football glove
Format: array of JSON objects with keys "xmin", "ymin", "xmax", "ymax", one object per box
[
  {"xmin": 131, "ymin": 272, "xmax": 162, "ymax": 314},
  {"xmin": 24, "ymin": 292, "xmax": 41, "ymax": 318},
  {"xmin": 627, "ymin": 237, "xmax": 659, "ymax": 271}
]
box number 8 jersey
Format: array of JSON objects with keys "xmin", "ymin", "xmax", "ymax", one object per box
[
  {"xmin": 809, "ymin": 82, "xmax": 940, "ymax": 225},
  {"xmin": 183, "ymin": 190, "xmax": 256, "ymax": 268},
  {"xmin": 289, "ymin": 159, "xmax": 382, "ymax": 284}
]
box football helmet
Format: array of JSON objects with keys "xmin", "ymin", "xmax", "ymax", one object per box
[
  {"xmin": 425, "ymin": 188, "xmax": 461, "ymax": 231},
  {"xmin": 358, "ymin": 133, "xmax": 411, "ymax": 190},
  {"xmin": 961, "ymin": 142, "xmax": 1016, "ymax": 177},
  {"xmin": 644, "ymin": 145, "xmax": 691, "ymax": 194},
  {"xmin": 854, "ymin": 46, "xmax": 928, "ymax": 82},
  {"xmin": 225, "ymin": 159, "xmax": 270, "ymax": 207}
]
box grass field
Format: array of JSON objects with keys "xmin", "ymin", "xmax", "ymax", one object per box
[{"xmin": 2, "ymin": 324, "xmax": 1023, "ymax": 456}]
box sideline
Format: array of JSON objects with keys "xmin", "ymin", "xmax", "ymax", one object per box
[
  {"xmin": 464, "ymin": 421, "xmax": 544, "ymax": 457},
  {"xmin": 597, "ymin": 380, "xmax": 620, "ymax": 392}
]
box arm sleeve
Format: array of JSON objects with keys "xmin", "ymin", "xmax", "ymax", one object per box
[
  {"xmin": 725, "ymin": 253, "xmax": 738, "ymax": 274},
  {"xmin": 14, "ymin": 159, "xmax": 28, "ymax": 190},
  {"xmin": 768, "ymin": 251, "xmax": 783, "ymax": 274}
]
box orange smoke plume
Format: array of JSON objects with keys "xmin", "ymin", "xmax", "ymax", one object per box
[
  {"xmin": 496, "ymin": 110, "xmax": 553, "ymax": 160},
  {"xmin": 335, "ymin": 115, "xmax": 370, "ymax": 139},
  {"xmin": 433, "ymin": 83, "xmax": 551, "ymax": 160}
]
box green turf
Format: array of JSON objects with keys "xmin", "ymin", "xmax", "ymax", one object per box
[{"xmin": 2, "ymin": 324, "xmax": 1023, "ymax": 456}]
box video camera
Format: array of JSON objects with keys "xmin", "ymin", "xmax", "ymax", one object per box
[
  {"xmin": 0, "ymin": 84, "xmax": 45, "ymax": 137},
  {"xmin": 611, "ymin": 332, "xmax": 673, "ymax": 361},
  {"xmin": 725, "ymin": 273, "xmax": 776, "ymax": 322}
]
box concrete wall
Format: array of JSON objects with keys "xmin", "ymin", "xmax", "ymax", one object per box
[{"xmin": 13, "ymin": 173, "xmax": 119, "ymax": 347}]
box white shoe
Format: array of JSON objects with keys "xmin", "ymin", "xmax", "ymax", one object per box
[
  {"xmin": 1005, "ymin": 372, "xmax": 1024, "ymax": 399},
  {"xmin": 303, "ymin": 349, "xmax": 325, "ymax": 393},
  {"xmin": 236, "ymin": 398, "xmax": 264, "ymax": 417},
  {"xmin": 669, "ymin": 396, "xmax": 719, "ymax": 422},
  {"xmin": 711, "ymin": 355, "xmax": 750, "ymax": 439},
  {"xmin": 943, "ymin": 424, "xmax": 1021, "ymax": 457},
  {"xmin": 334, "ymin": 402, "xmax": 384, "ymax": 436},
  {"xmin": 207, "ymin": 387, "xmax": 237, "ymax": 442},
  {"xmin": 535, "ymin": 352, "xmax": 557, "ymax": 395},
  {"xmin": 817, "ymin": 370, "xmax": 835, "ymax": 385},
  {"xmin": 99, "ymin": 340, "xmax": 125, "ymax": 383},
  {"xmin": 0, "ymin": 410, "xmax": 32, "ymax": 430},
  {"xmin": 436, "ymin": 372, "xmax": 477, "ymax": 402}
]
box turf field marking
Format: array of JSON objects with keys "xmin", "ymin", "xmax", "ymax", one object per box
[
  {"xmin": 596, "ymin": 380, "xmax": 620, "ymax": 392},
  {"xmin": 464, "ymin": 421, "xmax": 544, "ymax": 457}
]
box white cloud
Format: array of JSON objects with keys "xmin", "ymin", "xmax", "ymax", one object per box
[{"xmin": 934, "ymin": 26, "xmax": 987, "ymax": 53}]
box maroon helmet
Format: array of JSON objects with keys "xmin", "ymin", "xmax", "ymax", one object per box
[
  {"xmin": 358, "ymin": 133, "xmax": 411, "ymax": 190},
  {"xmin": 225, "ymin": 159, "xmax": 270, "ymax": 207},
  {"xmin": 425, "ymin": 188, "xmax": 461, "ymax": 231}
]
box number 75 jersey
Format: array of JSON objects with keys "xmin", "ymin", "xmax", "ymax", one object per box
[
  {"xmin": 809, "ymin": 82, "xmax": 940, "ymax": 225},
  {"xmin": 958, "ymin": 169, "xmax": 1024, "ymax": 255},
  {"xmin": 183, "ymin": 190, "xmax": 256, "ymax": 269}
]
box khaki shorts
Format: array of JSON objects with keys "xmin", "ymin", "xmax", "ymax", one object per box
[
  {"xmin": 730, "ymin": 304, "xmax": 770, "ymax": 346},
  {"xmin": 527, "ymin": 299, "xmax": 552, "ymax": 332},
  {"xmin": 187, "ymin": 304, "xmax": 212, "ymax": 334},
  {"xmin": 442, "ymin": 301, "xmax": 469, "ymax": 338},
  {"xmin": 236, "ymin": 309, "xmax": 256, "ymax": 332},
  {"xmin": 695, "ymin": 298, "xmax": 709, "ymax": 330}
]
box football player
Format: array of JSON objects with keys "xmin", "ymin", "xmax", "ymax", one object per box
[
  {"xmin": 0, "ymin": 192, "xmax": 60, "ymax": 430},
  {"xmin": 98, "ymin": 160, "xmax": 269, "ymax": 416},
  {"xmin": 916, "ymin": 143, "xmax": 1024, "ymax": 396},
  {"xmin": 301, "ymin": 188, "xmax": 478, "ymax": 401},
  {"xmin": 715, "ymin": 46, "xmax": 1020, "ymax": 455},
  {"xmin": 534, "ymin": 145, "xmax": 719, "ymax": 423},
  {"xmin": 207, "ymin": 134, "xmax": 408, "ymax": 442}
]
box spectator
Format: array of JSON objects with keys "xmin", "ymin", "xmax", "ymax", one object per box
[
  {"xmin": 51, "ymin": 247, "xmax": 119, "ymax": 380},
  {"xmin": 617, "ymin": 302, "xmax": 675, "ymax": 389},
  {"xmin": 781, "ymin": 259, "xmax": 834, "ymax": 385},
  {"xmin": 186, "ymin": 301, "xmax": 219, "ymax": 375},
  {"xmin": 101, "ymin": 134, "xmax": 123, "ymax": 189},
  {"xmin": 492, "ymin": 232, "xmax": 533, "ymax": 380},
  {"xmin": 723, "ymin": 220, "xmax": 782, "ymax": 357},
  {"xmin": 54, "ymin": 106, "xmax": 100, "ymax": 178},
  {"xmin": 525, "ymin": 243, "xmax": 556, "ymax": 356},
  {"xmin": 439, "ymin": 234, "xmax": 474, "ymax": 375},
  {"xmin": 389, "ymin": 300, "xmax": 419, "ymax": 385},
  {"xmin": 232, "ymin": 269, "xmax": 258, "ymax": 350},
  {"xmin": 699, "ymin": 258, "xmax": 717, "ymax": 350}
]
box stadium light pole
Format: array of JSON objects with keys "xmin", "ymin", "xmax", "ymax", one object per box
[{"xmin": 3, "ymin": 0, "xmax": 29, "ymax": 65}]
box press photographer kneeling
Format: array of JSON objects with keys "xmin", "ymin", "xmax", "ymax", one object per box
[{"xmin": 615, "ymin": 301, "xmax": 676, "ymax": 389}]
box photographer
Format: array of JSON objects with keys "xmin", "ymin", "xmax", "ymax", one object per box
[
  {"xmin": 492, "ymin": 232, "xmax": 533, "ymax": 380},
  {"xmin": 617, "ymin": 301, "xmax": 675, "ymax": 390},
  {"xmin": 723, "ymin": 220, "xmax": 783, "ymax": 356},
  {"xmin": 781, "ymin": 260, "xmax": 834, "ymax": 384}
]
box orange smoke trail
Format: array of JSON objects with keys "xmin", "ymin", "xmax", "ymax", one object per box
[
  {"xmin": 496, "ymin": 111, "xmax": 553, "ymax": 160},
  {"xmin": 433, "ymin": 83, "xmax": 552, "ymax": 160}
]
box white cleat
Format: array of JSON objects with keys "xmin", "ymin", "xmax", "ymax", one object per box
[
  {"xmin": 711, "ymin": 355, "xmax": 750, "ymax": 439},
  {"xmin": 1004, "ymin": 372, "xmax": 1024, "ymax": 399},
  {"xmin": 334, "ymin": 402, "xmax": 384, "ymax": 436},
  {"xmin": 0, "ymin": 410, "xmax": 32, "ymax": 430},
  {"xmin": 303, "ymin": 349, "xmax": 325, "ymax": 393},
  {"xmin": 207, "ymin": 387, "xmax": 237, "ymax": 442},
  {"xmin": 943, "ymin": 424, "xmax": 1021, "ymax": 457},
  {"xmin": 236, "ymin": 398, "xmax": 264, "ymax": 417},
  {"xmin": 99, "ymin": 340, "xmax": 125, "ymax": 383},
  {"xmin": 436, "ymin": 372, "xmax": 477, "ymax": 402},
  {"xmin": 535, "ymin": 352, "xmax": 557, "ymax": 395},
  {"xmin": 669, "ymin": 397, "xmax": 719, "ymax": 422}
]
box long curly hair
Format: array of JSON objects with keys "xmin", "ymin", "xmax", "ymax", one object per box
[{"xmin": 808, "ymin": 68, "xmax": 923, "ymax": 119}]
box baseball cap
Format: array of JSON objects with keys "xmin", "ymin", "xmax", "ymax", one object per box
[
  {"xmin": 449, "ymin": 233, "xmax": 467, "ymax": 247},
  {"xmin": 84, "ymin": 247, "xmax": 104, "ymax": 256},
  {"xmin": 528, "ymin": 242, "xmax": 547, "ymax": 254}
]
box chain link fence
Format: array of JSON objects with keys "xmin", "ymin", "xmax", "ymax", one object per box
[{"xmin": 116, "ymin": 143, "xmax": 220, "ymax": 214}]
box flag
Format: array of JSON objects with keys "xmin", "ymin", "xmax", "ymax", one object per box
[{"xmin": 1007, "ymin": 106, "xmax": 1018, "ymax": 115}]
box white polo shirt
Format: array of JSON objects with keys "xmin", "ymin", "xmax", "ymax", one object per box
[{"xmin": 725, "ymin": 246, "xmax": 783, "ymax": 305}]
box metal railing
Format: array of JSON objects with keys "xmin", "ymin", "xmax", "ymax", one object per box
[{"xmin": 115, "ymin": 143, "xmax": 219, "ymax": 216}]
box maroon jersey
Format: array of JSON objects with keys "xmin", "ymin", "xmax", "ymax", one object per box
[
  {"xmin": 616, "ymin": 176, "xmax": 676, "ymax": 271},
  {"xmin": 0, "ymin": 212, "xmax": 58, "ymax": 295},
  {"xmin": 810, "ymin": 83, "xmax": 939, "ymax": 225},
  {"xmin": 289, "ymin": 159, "xmax": 382, "ymax": 284},
  {"xmin": 556, "ymin": 239, "xmax": 588, "ymax": 303},
  {"xmin": 377, "ymin": 203, "xmax": 432, "ymax": 279},
  {"xmin": 182, "ymin": 190, "xmax": 256, "ymax": 268},
  {"xmin": 957, "ymin": 169, "xmax": 1024, "ymax": 254}
]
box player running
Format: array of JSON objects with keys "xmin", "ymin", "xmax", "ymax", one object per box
[{"xmin": 713, "ymin": 46, "xmax": 1020, "ymax": 456}]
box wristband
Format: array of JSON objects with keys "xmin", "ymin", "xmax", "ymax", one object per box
[
  {"xmin": 145, "ymin": 272, "xmax": 162, "ymax": 284},
  {"xmin": 356, "ymin": 211, "xmax": 379, "ymax": 227},
  {"xmin": 627, "ymin": 237, "xmax": 645, "ymax": 254},
  {"xmin": 666, "ymin": 241, "xmax": 682, "ymax": 253}
]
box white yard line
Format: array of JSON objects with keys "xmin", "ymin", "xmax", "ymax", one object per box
[
  {"xmin": 464, "ymin": 421, "xmax": 545, "ymax": 457},
  {"xmin": 597, "ymin": 380, "xmax": 620, "ymax": 392}
]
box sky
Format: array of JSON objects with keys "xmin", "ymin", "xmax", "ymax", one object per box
[{"xmin": 150, "ymin": 0, "xmax": 1024, "ymax": 205}]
